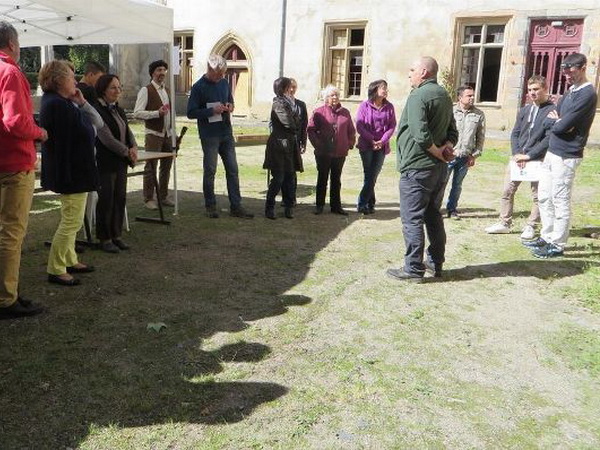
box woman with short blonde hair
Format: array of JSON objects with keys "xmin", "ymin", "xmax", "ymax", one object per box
[
  {"xmin": 38, "ymin": 60, "xmax": 73, "ymax": 93},
  {"xmin": 39, "ymin": 60, "xmax": 103, "ymax": 286}
]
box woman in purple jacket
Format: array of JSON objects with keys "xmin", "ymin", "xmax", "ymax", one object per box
[
  {"xmin": 355, "ymin": 80, "xmax": 396, "ymax": 214},
  {"xmin": 307, "ymin": 85, "xmax": 356, "ymax": 215}
]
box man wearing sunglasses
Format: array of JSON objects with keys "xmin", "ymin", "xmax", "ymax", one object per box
[{"xmin": 527, "ymin": 53, "xmax": 597, "ymax": 258}]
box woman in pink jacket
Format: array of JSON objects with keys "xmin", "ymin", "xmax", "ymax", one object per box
[
  {"xmin": 355, "ymin": 80, "xmax": 396, "ymax": 215},
  {"xmin": 307, "ymin": 85, "xmax": 356, "ymax": 215}
]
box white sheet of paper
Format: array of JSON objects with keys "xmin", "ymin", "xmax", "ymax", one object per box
[
  {"xmin": 206, "ymin": 102, "xmax": 223, "ymax": 123},
  {"xmin": 510, "ymin": 160, "xmax": 542, "ymax": 182}
]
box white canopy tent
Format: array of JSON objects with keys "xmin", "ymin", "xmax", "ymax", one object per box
[
  {"xmin": 1, "ymin": 0, "xmax": 180, "ymax": 214},
  {"xmin": 1, "ymin": 0, "xmax": 173, "ymax": 46}
]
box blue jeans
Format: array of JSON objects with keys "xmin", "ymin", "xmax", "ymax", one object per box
[
  {"xmin": 358, "ymin": 150, "xmax": 386, "ymax": 210},
  {"xmin": 445, "ymin": 156, "xmax": 469, "ymax": 213},
  {"xmin": 200, "ymin": 135, "xmax": 242, "ymax": 209}
]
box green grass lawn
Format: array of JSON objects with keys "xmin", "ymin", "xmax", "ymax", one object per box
[{"xmin": 2, "ymin": 126, "xmax": 600, "ymax": 449}]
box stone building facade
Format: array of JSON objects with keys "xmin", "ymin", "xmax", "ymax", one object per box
[{"xmin": 118, "ymin": 0, "xmax": 600, "ymax": 137}]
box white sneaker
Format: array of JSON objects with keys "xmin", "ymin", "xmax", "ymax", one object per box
[
  {"xmin": 145, "ymin": 200, "xmax": 158, "ymax": 210},
  {"xmin": 485, "ymin": 222, "xmax": 511, "ymax": 234},
  {"xmin": 520, "ymin": 225, "xmax": 536, "ymax": 240}
]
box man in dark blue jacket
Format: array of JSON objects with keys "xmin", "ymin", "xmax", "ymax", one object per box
[
  {"xmin": 187, "ymin": 54, "xmax": 253, "ymax": 219},
  {"xmin": 485, "ymin": 75, "xmax": 555, "ymax": 239},
  {"xmin": 529, "ymin": 53, "xmax": 597, "ymax": 258}
]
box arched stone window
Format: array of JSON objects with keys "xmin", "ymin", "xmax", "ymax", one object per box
[{"xmin": 212, "ymin": 34, "xmax": 252, "ymax": 115}]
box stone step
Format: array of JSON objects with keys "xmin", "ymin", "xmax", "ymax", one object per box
[{"xmin": 234, "ymin": 134, "xmax": 268, "ymax": 146}]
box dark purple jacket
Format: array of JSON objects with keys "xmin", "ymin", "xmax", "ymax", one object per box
[
  {"xmin": 307, "ymin": 103, "xmax": 356, "ymax": 158},
  {"xmin": 355, "ymin": 99, "xmax": 396, "ymax": 155}
]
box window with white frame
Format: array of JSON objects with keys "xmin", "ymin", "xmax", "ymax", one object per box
[
  {"xmin": 174, "ymin": 32, "xmax": 194, "ymax": 93},
  {"xmin": 324, "ymin": 23, "xmax": 366, "ymax": 98},
  {"xmin": 459, "ymin": 22, "xmax": 506, "ymax": 102}
]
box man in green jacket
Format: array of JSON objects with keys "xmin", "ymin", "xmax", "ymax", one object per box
[{"xmin": 387, "ymin": 56, "xmax": 458, "ymax": 282}]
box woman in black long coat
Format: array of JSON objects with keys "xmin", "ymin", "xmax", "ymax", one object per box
[
  {"xmin": 93, "ymin": 74, "xmax": 138, "ymax": 253},
  {"xmin": 263, "ymin": 77, "xmax": 302, "ymax": 219}
]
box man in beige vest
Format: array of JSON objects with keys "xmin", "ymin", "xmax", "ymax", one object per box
[{"xmin": 134, "ymin": 60, "xmax": 173, "ymax": 210}]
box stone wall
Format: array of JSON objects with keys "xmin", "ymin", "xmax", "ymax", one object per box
[{"xmin": 156, "ymin": 0, "xmax": 600, "ymax": 138}]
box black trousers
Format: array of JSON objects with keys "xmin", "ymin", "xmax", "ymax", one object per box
[
  {"xmin": 399, "ymin": 163, "xmax": 448, "ymax": 275},
  {"xmin": 96, "ymin": 165, "xmax": 127, "ymax": 241},
  {"xmin": 315, "ymin": 155, "xmax": 346, "ymax": 209},
  {"xmin": 266, "ymin": 170, "xmax": 295, "ymax": 209}
]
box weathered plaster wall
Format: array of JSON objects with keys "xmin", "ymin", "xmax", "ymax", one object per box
[{"xmin": 162, "ymin": 0, "xmax": 600, "ymax": 138}]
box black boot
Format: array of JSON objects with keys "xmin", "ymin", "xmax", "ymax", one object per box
[
  {"xmin": 265, "ymin": 206, "xmax": 276, "ymax": 220},
  {"xmin": 284, "ymin": 207, "xmax": 294, "ymax": 219},
  {"xmin": 331, "ymin": 206, "xmax": 348, "ymax": 216}
]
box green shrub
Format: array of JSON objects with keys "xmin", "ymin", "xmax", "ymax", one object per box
[{"xmin": 25, "ymin": 72, "xmax": 39, "ymax": 90}]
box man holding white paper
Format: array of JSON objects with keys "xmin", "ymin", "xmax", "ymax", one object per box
[
  {"xmin": 485, "ymin": 75, "xmax": 555, "ymax": 239},
  {"xmin": 187, "ymin": 54, "xmax": 253, "ymax": 219}
]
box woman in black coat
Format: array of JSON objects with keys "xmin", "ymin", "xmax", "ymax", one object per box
[
  {"xmin": 289, "ymin": 78, "xmax": 308, "ymax": 206},
  {"xmin": 263, "ymin": 77, "xmax": 302, "ymax": 219},
  {"xmin": 39, "ymin": 60, "xmax": 103, "ymax": 286},
  {"xmin": 93, "ymin": 74, "xmax": 138, "ymax": 253}
]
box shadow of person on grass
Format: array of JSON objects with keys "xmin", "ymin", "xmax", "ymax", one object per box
[
  {"xmin": 258, "ymin": 182, "xmax": 315, "ymax": 199},
  {"xmin": 294, "ymin": 182, "xmax": 315, "ymax": 199},
  {"xmin": 445, "ymin": 207, "xmax": 497, "ymax": 219},
  {"xmin": 422, "ymin": 258, "xmax": 600, "ymax": 283},
  {"xmin": 570, "ymin": 226, "xmax": 600, "ymax": 238},
  {"xmin": 0, "ymin": 189, "xmax": 348, "ymax": 448},
  {"xmin": 254, "ymin": 186, "xmax": 400, "ymax": 221}
]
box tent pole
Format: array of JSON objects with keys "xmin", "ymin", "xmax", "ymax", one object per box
[{"xmin": 168, "ymin": 43, "xmax": 178, "ymax": 216}]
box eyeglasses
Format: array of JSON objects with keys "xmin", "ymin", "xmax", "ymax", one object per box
[{"xmin": 561, "ymin": 63, "xmax": 582, "ymax": 69}]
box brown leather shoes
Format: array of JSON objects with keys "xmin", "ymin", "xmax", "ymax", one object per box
[{"xmin": 48, "ymin": 274, "xmax": 81, "ymax": 286}]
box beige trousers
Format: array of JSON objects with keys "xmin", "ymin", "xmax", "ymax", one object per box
[{"xmin": 0, "ymin": 171, "xmax": 35, "ymax": 307}]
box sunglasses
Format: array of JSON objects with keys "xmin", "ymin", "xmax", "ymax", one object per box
[{"xmin": 561, "ymin": 63, "xmax": 583, "ymax": 69}]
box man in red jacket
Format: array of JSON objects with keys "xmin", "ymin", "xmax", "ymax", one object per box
[{"xmin": 0, "ymin": 21, "xmax": 48, "ymax": 319}]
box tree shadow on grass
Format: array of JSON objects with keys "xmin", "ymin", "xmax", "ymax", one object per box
[{"xmin": 0, "ymin": 190, "xmax": 349, "ymax": 448}]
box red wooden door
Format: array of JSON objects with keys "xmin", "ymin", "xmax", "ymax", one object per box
[
  {"xmin": 223, "ymin": 44, "xmax": 247, "ymax": 96},
  {"xmin": 525, "ymin": 19, "xmax": 583, "ymax": 101}
]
